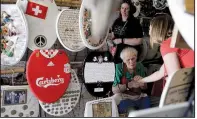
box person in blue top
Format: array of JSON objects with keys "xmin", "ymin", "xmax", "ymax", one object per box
[{"xmin": 112, "ymin": 47, "xmax": 150, "ymax": 115}]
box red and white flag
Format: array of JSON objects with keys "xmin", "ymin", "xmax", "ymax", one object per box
[{"xmin": 26, "ymin": 1, "xmax": 48, "ymax": 19}]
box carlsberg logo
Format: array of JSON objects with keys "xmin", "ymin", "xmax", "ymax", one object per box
[{"xmin": 36, "ymin": 75, "xmax": 64, "ymax": 88}]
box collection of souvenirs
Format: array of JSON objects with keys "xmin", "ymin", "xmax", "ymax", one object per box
[{"xmin": 1, "ymin": 11, "xmax": 18, "ymax": 57}]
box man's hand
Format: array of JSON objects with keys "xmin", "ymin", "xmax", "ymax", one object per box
[
  {"xmin": 133, "ymin": 75, "xmax": 143, "ymax": 82},
  {"xmin": 113, "ymin": 38, "xmax": 122, "ymax": 44}
]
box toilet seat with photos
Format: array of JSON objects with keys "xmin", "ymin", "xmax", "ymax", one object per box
[
  {"xmin": 1, "ymin": 85, "xmax": 39, "ymax": 117},
  {"xmin": 84, "ymin": 97, "xmax": 119, "ymax": 117}
]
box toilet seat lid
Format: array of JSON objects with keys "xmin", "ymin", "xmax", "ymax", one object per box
[{"xmin": 26, "ymin": 49, "xmax": 71, "ymax": 103}]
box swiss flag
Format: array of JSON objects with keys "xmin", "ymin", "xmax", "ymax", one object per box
[{"xmin": 26, "ymin": 1, "xmax": 48, "ymax": 19}]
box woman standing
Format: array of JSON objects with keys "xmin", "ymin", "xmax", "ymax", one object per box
[
  {"xmin": 135, "ymin": 14, "xmax": 194, "ymax": 94},
  {"xmin": 111, "ymin": 0, "xmax": 143, "ymax": 64}
]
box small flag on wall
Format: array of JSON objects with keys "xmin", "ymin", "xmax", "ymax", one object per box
[{"xmin": 26, "ymin": 1, "xmax": 48, "ymax": 19}]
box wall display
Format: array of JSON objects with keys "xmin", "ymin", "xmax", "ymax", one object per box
[
  {"xmin": 26, "ymin": 49, "xmax": 71, "ymax": 103},
  {"xmin": 159, "ymin": 68, "xmax": 194, "ymax": 107},
  {"xmin": 39, "ymin": 69, "xmax": 81, "ymax": 116},
  {"xmin": 16, "ymin": 0, "xmax": 58, "ymax": 50},
  {"xmin": 56, "ymin": 9, "xmax": 85, "ymax": 52},
  {"xmin": 167, "ymin": 0, "xmax": 194, "ymax": 50},
  {"xmin": 79, "ymin": 5, "xmax": 109, "ymax": 50},
  {"xmin": 1, "ymin": 4, "xmax": 28, "ymax": 66},
  {"xmin": 84, "ymin": 97, "xmax": 119, "ymax": 117},
  {"xmin": 1, "ymin": 85, "xmax": 39, "ymax": 117},
  {"xmin": 139, "ymin": 0, "xmax": 170, "ymax": 17},
  {"xmin": 83, "ymin": 51, "xmax": 115, "ymax": 97}
]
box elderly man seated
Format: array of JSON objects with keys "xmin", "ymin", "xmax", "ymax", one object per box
[{"xmin": 112, "ymin": 47, "xmax": 150, "ymax": 115}]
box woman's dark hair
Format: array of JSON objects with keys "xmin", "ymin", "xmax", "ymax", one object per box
[{"xmin": 118, "ymin": 0, "xmax": 136, "ymax": 19}]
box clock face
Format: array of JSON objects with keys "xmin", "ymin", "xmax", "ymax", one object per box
[{"xmin": 1, "ymin": 4, "xmax": 28, "ymax": 66}]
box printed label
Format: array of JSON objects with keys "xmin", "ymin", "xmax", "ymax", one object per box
[
  {"xmin": 94, "ymin": 88, "xmax": 104, "ymax": 92},
  {"xmin": 36, "ymin": 75, "xmax": 64, "ymax": 88},
  {"xmin": 64, "ymin": 63, "xmax": 71, "ymax": 73}
]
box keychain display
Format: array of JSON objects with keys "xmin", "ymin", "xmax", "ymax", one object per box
[
  {"xmin": 16, "ymin": 0, "xmax": 58, "ymax": 50},
  {"xmin": 39, "ymin": 69, "xmax": 81, "ymax": 116},
  {"xmin": 26, "ymin": 49, "xmax": 71, "ymax": 103},
  {"xmin": 83, "ymin": 51, "xmax": 115, "ymax": 97},
  {"xmin": 79, "ymin": 5, "xmax": 109, "ymax": 50},
  {"xmin": 1, "ymin": 4, "xmax": 28, "ymax": 66},
  {"xmin": 56, "ymin": 9, "xmax": 85, "ymax": 52},
  {"xmin": 1, "ymin": 85, "xmax": 39, "ymax": 117},
  {"xmin": 84, "ymin": 97, "xmax": 119, "ymax": 117}
]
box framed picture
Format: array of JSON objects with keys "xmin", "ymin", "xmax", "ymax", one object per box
[
  {"xmin": 92, "ymin": 102, "xmax": 112, "ymax": 117},
  {"xmin": 3, "ymin": 89, "xmax": 27, "ymax": 106}
]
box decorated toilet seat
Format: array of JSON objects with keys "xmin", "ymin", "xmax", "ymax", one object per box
[
  {"xmin": 56, "ymin": 9, "xmax": 86, "ymax": 52},
  {"xmin": 1, "ymin": 4, "xmax": 28, "ymax": 66},
  {"xmin": 39, "ymin": 69, "xmax": 81, "ymax": 116},
  {"xmin": 83, "ymin": 51, "xmax": 115, "ymax": 97},
  {"xmin": 16, "ymin": 0, "xmax": 58, "ymax": 50},
  {"xmin": 79, "ymin": 6, "xmax": 109, "ymax": 50},
  {"xmin": 26, "ymin": 49, "xmax": 71, "ymax": 103},
  {"xmin": 1, "ymin": 85, "xmax": 39, "ymax": 117},
  {"xmin": 84, "ymin": 97, "xmax": 119, "ymax": 117}
]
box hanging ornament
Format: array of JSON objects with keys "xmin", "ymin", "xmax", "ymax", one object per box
[{"xmin": 153, "ymin": 0, "xmax": 168, "ymax": 10}]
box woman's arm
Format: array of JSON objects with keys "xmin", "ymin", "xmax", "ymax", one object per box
[
  {"xmin": 137, "ymin": 64, "xmax": 165, "ymax": 83},
  {"xmin": 163, "ymin": 52, "xmax": 181, "ymax": 76},
  {"xmin": 124, "ymin": 38, "xmax": 143, "ymax": 46}
]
